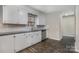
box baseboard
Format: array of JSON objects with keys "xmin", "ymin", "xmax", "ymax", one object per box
[
  {"xmin": 47, "ymin": 37, "xmax": 61, "ymax": 41},
  {"xmin": 75, "ymin": 48, "xmax": 79, "ymax": 52},
  {"xmin": 63, "ymin": 34, "xmax": 75, "ymax": 37}
]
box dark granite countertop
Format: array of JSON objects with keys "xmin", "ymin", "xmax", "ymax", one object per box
[{"xmin": 0, "ymin": 29, "xmax": 46, "ymax": 36}]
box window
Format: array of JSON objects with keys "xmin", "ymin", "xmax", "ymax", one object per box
[{"xmin": 28, "ymin": 13, "xmax": 37, "ymax": 26}]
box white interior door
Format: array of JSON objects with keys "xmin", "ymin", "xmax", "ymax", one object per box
[{"xmin": 62, "ymin": 15, "xmax": 75, "ymax": 37}]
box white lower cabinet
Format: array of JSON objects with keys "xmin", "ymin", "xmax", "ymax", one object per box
[
  {"xmin": 25, "ymin": 31, "xmax": 42, "ymax": 46},
  {"xmin": 15, "ymin": 31, "xmax": 42, "ymax": 52},
  {"xmin": 31, "ymin": 31, "xmax": 41, "ymax": 44},
  {"xmin": 0, "ymin": 35, "xmax": 14, "ymax": 53},
  {"xmin": 15, "ymin": 33, "xmax": 26, "ymax": 52},
  {"xmin": 0, "ymin": 31, "xmax": 42, "ymax": 53},
  {"xmin": 25, "ymin": 33, "xmax": 33, "ymax": 47}
]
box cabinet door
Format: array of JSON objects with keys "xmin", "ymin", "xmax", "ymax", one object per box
[
  {"xmin": 24, "ymin": 33, "xmax": 32, "ymax": 47},
  {"xmin": 26, "ymin": 31, "xmax": 41, "ymax": 45},
  {"xmin": 18, "ymin": 7, "xmax": 28, "ymax": 24},
  {"xmin": 15, "ymin": 33, "xmax": 26, "ymax": 52},
  {"xmin": 25, "ymin": 32, "xmax": 38, "ymax": 47},
  {"xmin": 3, "ymin": 6, "xmax": 28, "ymax": 24},
  {"xmin": 36, "ymin": 31, "xmax": 41, "ymax": 41},
  {"xmin": 0, "ymin": 35, "xmax": 14, "ymax": 53},
  {"xmin": 32, "ymin": 31, "xmax": 41, "ymax": 44},
  {"xmin": 3, "ymin": 6, "xmax": 19, "ymax": 24},
  {"xmin": 36, "ymin": 14, "xmax": 46, "ymax": 25},
  {"xmin": 24, "ymin": 31, "xmax": 42, "ymax": 49}
]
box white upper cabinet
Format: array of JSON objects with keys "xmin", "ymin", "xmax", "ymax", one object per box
[
  {"xmin": 3, "ymin": 6, "xmax": 28, "ymax": 24},
  {"xmin": 36, "ymin": 13, "xmax": 46, "ymax": 25},
  {"xmin": 3, "ymin": 5, "xmax": 46, "ymax": 25},
  {"xmin": 18, "ymin": 7, "xmax": 28, "ymax": 24}
]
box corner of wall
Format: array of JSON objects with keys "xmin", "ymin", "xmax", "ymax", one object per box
[
  {"xmin": 75, "ymin": 48, "xmax": 79, "ymax": 52},
  {"xmin": 47, "ymin": 36, "xmax": 62, "ymax": 41}
]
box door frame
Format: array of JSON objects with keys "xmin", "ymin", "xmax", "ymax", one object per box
[{"xmin": 59, "ymin": 11, "xmax": 76, "ymax": 40}]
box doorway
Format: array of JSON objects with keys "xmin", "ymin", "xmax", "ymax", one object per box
[{"xmin": 61, "ymin": 13, "xmax": 76, "ymax": 52}]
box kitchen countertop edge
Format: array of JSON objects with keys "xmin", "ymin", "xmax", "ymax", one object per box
[{"xmin": 0, "ymin": 29, "xmax": 46, "ymax": 36}]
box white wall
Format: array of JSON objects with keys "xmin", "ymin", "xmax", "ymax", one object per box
[
  {"xmin": 75, "ymin": 5, "xmax": 79, "ymax": 52},
  {"xmin": 46, "ymin": 12, "xmax": 62, "ymax": 40},
  {"xmin": 62, "ymin": 15, "xmax": 75, "ymax": 37}
]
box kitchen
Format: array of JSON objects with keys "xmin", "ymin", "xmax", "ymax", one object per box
[
  {"xmin": 0, "ymin": 5, "xmax": 79, "ymax": 53},
  {"xmin": 0, "ymin": 5, "xmax": 47, "ymax": 53}
]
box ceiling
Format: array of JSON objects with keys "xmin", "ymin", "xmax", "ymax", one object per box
[{"xmin": 29, "ymin": 5, "xmax": 75, "ymax": 13}]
